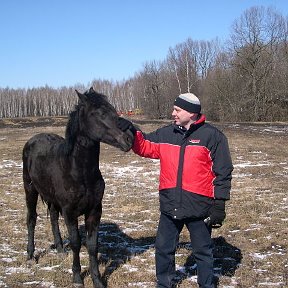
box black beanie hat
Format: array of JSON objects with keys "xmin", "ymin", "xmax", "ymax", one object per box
[{"xmin": 174, "ymin": 93, "xmax": 201, "ymax": 113}]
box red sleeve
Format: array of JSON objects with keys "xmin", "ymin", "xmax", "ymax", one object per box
[{"xmin": 132, "ymin": 131, "xmax": 160, "ymax": 159}]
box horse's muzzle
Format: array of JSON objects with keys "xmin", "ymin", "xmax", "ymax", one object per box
[{"xmin": 119, "ymin": 129, "xmax": 134, "ymax": 152}]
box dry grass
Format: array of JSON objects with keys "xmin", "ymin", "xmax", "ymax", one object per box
[{"xmin": 0, "ymin": 118, "xmax": 287, "ymax": 287}]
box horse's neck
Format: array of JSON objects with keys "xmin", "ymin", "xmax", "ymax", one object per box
[{"xmin": 71, "ymin": 136, "xmax": 100, "ymax": 166}]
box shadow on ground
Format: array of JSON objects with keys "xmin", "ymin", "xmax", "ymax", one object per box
[
  {"xmin": 175, "ymin": 236, "xmax": 242, "ymax": 286},
  {"xmin": 75, "ymin": 222, "xmax": 242, "ymax": 287}
]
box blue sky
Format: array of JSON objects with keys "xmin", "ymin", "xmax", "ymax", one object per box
[{"xmin": 1, "ymin": 0, "xmax": 288, "ymax": 89}]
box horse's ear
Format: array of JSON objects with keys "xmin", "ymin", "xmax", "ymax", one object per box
[
  {"xmin": 89, "ymin": 87, "xmax": 95, "ymax": 93},
  {"xmin": 75, "ymin": 89, "xmax": 87, "ymax": 103}
]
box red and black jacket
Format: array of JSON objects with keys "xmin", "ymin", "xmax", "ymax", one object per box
[{"xmin": 132, "ymin": 115, "xmax": 233, "ymax": 220}]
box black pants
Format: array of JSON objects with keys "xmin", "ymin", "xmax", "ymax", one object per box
[{"xmin": 155, "ymin": 213, "xmax": 214, "ymax": 288}]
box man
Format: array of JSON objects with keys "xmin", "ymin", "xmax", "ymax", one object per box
[{"xmin": 118, "ymin": 93, "xmax": 233, "ymax": 288}]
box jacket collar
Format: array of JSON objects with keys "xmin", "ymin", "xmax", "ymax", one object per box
[{"xmin": 173, "ymin": 114, "xmax": 206, "ymax": 134}]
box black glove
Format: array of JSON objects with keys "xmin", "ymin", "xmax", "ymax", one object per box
[
  {"xmin": 117, "ymin": 117, "xmax": 137, "ymax": 135},
  {"xmin": 205, "ymin": 199, "xmax": 226, "ymax": 228}
]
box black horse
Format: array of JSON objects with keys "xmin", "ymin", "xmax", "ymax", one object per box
[{"xmin": 22, "ymin": 87, "xmax": 134, "ymax": 288}]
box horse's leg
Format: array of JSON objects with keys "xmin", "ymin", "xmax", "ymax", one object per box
[
  {"xmin": 85, "ymin": 205, "xmax": 104, "ymax": 288},
  {"xmin": 49, "ymin": 204, "xmax": 64, "ymax": 253},
  {"xmin": 64, "ymin": 215, "xmax": 83, "ymax": 287},
  {"xmin": 24, "ymin": 180, "xmax": 38, "ymax": 262}
]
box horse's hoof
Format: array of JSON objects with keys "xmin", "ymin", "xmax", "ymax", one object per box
[
  {"xmin": 26, "ymin": 259, "xmax": 34, "ymax": 267},
  {"xmin": 56, "ymin": 252, "xmax": 67, "ymax": 259}
]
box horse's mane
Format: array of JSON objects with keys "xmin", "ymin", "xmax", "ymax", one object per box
[
  {"xmin": 63, "ymin": 89, "xmax": 110, "ymax": 155},
  {"xmin": 64, "ymin": 109, "xmax": 79, "ymax": 154},
  {"xmin": 83, "ymin": 89, "xmax": 108, "ymax": 106}
]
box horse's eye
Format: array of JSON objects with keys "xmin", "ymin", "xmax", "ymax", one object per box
[
  {"xmin": 99, "ymin": 110, "xmax": 108, "ymax": 118},
  {"xmin": 90, "ymin": 111, "xmax": 98, "ymax": 117}
]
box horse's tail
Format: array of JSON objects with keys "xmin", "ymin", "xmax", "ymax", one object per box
[
  {"xmin": 22, "ymin": 141, "xmax": 39, "ymax": 207},
  {"xmin": 23, "ymin": 140, "xmax": 39, "ymax": 261},
  {"xmin": 22, "ymin": 142, "xmax": 33, "ymax": 189}
]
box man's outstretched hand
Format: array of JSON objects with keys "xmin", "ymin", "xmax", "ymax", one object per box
[{"xmin": 118, "ymin": 117, "xmax": 137, "ymax": 135}]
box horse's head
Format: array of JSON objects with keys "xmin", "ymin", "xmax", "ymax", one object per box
[{"xmin": 74, "ymin": 87, "xmax": 134, "ymax": 152}]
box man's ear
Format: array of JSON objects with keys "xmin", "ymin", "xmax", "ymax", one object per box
[{"xmin": 190, "ymin": 113, "xmax": 198, "ymax": 121}]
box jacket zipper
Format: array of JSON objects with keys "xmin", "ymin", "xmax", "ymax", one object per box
[{"xmin": 176, "ymin": 134, "xmax": 189, "ymax": 208}]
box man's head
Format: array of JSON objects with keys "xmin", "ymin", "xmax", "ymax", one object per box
[
  {"xmin": 174, "ymin": 93, "xmax": 201, "ymax": 114},
  {"xmin": 172, "ymin": 93, "xmax": 201, "ymax": 129}
]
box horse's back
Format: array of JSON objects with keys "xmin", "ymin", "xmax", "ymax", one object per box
[
  {"xmin": 23, "ymin": 133, "xmax": 65, "ymax": 198},
  {"xmin": 24, "ymin": 133, "xmax": 64, "ymax": 152},
  {"xmin": 23, "ymin": 132, "xmax": 64, "ymax": 159}
]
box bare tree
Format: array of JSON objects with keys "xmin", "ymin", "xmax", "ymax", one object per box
[
  {"xmin": 228, "ymin": 6, "xmax": 287, "ymax": 121},
  {"xmin": 166, "ymin": 40, "xmax": 198, "ymax": 94},
  {"xmin": 166, "ymin": 38, "xmax": 219, "ymax": 94},
  {"xmin": 132, "ymin": 61, "xmax": 170, "ymax": 118}
]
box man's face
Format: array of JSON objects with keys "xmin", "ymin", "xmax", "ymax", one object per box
[{"xmin": 172, "ymin": 106, "xmax": 197, "ymax": 129}]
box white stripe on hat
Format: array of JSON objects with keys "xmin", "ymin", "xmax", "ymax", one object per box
[{"xmin": 178, "ymin": 93, "xmax": 200, "ymax": 105}]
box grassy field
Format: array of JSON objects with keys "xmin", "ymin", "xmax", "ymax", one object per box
[{"xmin": 0, "ymin": 117, "xmax": 287, "ymax": 287}]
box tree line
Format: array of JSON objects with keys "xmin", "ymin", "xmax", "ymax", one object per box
[{"xmin": 1, "ymin": 6, "xmax": 287, "ymax": 122}]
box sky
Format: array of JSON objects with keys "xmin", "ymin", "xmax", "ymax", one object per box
[{"xmin": 1, "ymin": 0, "xmax": 288, "ymax": 89}]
